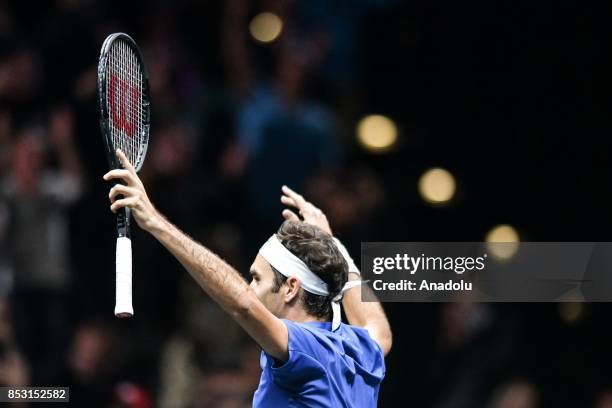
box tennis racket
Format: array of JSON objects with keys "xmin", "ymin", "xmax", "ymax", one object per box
[{"xmin": 97, "ymin": 33, "xmax": 151, "ymax": 318}]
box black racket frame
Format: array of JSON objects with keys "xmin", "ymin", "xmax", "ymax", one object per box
[{"xmin": 97, "ymin": 33, "xmax": 151, "ymax": 239}]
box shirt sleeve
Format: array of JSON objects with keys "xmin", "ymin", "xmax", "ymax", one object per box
[{"xmin": 266, "ymin": 320, "xmax": 327, "ymax": 392}]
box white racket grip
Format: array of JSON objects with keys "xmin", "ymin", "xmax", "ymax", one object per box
[{"xmin": 115, "ymin": 237, "xmax": 134, "ymax": 317}]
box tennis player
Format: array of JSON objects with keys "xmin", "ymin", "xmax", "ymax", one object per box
[{"xmin": 104, "ymin": 149, "xmax": 392, "ymax": 406}]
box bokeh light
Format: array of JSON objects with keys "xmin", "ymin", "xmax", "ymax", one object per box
[
  {"xmin": 485, "ymin": 224, "xmax": 520, "ymax": 260},
  {"xmin": 418, "ymin": 168, "xmax": 456, "ymax": 205},
  {"xmin": 249, "ymin": 12, "xmax": 283, "ymax": 43},
  {"xmin": 356, "ymin": 114, "xmax": 398, "ymax": 153},
  {"xmin": 559, "ymin": 302, "xmax": 584, "ymax": 324}
]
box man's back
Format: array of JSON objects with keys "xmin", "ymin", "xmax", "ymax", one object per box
[{"xmin": 253, "ymin": 319, "xmax": 386, "ymax": 407}]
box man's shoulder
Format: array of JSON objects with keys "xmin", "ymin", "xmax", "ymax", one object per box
[
  {"xmin": 282, "ymin": 320, "xmax": 382, "ymax": 359},
  {"xmin": 278, "ymin": 320, "xmax": 386, "ymax": 383}
]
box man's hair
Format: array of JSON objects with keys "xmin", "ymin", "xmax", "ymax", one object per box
[{"xmin": 271, "ymin": 221, "xmax": 348, "ymax": 320}]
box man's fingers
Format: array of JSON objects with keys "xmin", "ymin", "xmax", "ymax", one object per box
[
  {"xmin": 281, "ymin": 186, "xmax": 323, "ymax": 218},
  {"xmin": 109, "ymin": 184, "xmax": 139, "ymax": 202},
  {"xmin": 281, "ymin": 185, "xmax": 301, "ymax": 200},
  {"xmin": 116, "ymin": 149, "xmax": 136, "ymax": 174},
  {"xmin": 280, "ymin": 185, "xmax": 331, "ymax": 234},
  {"xmin": 282, "ymin": 209, "xmax": 301, "ymax": 222},
  {"xmin": 110, "ymin": 196, "xmax": 138, "ymax": 213},
  {"xmin": 281, "ymin": 195, "xmax": 298, "ymax": 208},
  {"xmin": 103, "ymin": 169, "xmax": 137, "ymax": 185},
  {"xmin": 281, "ymin": 185, "xmax": 307, "ymax": 208},
  {"xmin": 282, "ymin": 185, "xmax": 318, "ymax": 215}
]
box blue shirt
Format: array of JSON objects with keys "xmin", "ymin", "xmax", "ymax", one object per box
[{"xmin": 253, "ymin": 319, "xmax": 386, "ymax": 407}]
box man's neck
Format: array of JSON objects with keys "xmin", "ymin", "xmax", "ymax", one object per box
[{"xmin": 282, "ymin": 307, "xmax": 328, "ymax": 324}]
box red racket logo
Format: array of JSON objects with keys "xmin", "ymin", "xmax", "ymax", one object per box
[{"xmin": 108, "ymin": 73, "xmax": 141, "ymax": 137}]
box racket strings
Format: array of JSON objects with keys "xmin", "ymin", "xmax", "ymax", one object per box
[{"xmin": 106, "ymin": 39, "xmax": 145, "ymax": 170}]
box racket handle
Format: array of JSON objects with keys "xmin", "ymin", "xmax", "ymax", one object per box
[{"xmin": 115, "ymin": 236, "xmax": 134, "ymax": 318}]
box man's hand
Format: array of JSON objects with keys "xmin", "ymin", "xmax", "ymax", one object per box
[
  {"xmin": 103, "ymin": 149, "xmax": 160, "ymax": 231},
  {"xmin": 280, "ymin": 185, "xmax": 332, "ymax": 235}
]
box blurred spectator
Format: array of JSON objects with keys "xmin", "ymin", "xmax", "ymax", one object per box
[
  {"xmin": 0, "ymin": 298, "xmax": 29, "ymax": 387},
  {"xmin": 420, "ymin": 301, "xmax": 525, "ymax": 408},
  {"xmin": 158, "ymin": 228, "xmax": 257, "ymax": 408},
  {"xmin": 222, "ymin": 0, "xmax": 340, "ymax": 234},
  {"xmin": 194, "ymin": 343, "xmax": 261, "ymax": 408},
  {"xmin": 488, "ymin": 380, "xmax": 538, "ymax": 408},
  {"xmin": 157, "ymin": 334, "xmax": 198, "ymax": 408},
  {"xmin": 158, "ymin": 328, "xmax": 260, "ymax": 408},
  {"xmin": 1, "ymin": 106, "xmax": 83, "ymax": 385},
  {"xmin": 68, "ymin": 320, "xmax": 120, "ymax": 407},
  {"xmin": 112, "ymin": 382, "xmax": 153, "ymax": 408},
  {"xmin": 0, "ymin": 46, "xmax": 42, "ymax": 102},
  {"xmin": 597, "ymin": 390, "xmax": 612, "ymax": 408}
]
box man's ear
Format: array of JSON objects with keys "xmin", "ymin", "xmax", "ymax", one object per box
[{"xmin": 283, "ymin": 277, "xmax": 301, "ymax": 304}]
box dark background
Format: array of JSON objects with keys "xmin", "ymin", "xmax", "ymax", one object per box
[{"xmin": 0, "ymin": 0, "xmax": 611, "ymax": 406}]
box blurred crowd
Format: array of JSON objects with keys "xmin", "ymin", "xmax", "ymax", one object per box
[{"xmin": 0, "ymin": 0, "xmax": 611, "ymax": 407}]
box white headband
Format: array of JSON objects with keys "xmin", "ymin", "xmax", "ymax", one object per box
[{"xmin": 259, "ymin": 234, "xmax": 364, "ymax": 330}]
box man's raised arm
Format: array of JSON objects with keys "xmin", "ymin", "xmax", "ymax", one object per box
[
  {"xmin": 341, "ymin": 272, "xmax": 392, "ymax": 356},
  {"xmin": 103, "ymin": 149, "xmax": 289, "ymax": 361},
  {"xmin": 280, "ymin": 185, "xmax": 392, "ymax": 356}
]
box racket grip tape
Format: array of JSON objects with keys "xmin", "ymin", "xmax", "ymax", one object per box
[{"xmin": 114, "ymin": 236, "xmax": 134, "ymax": 318}]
